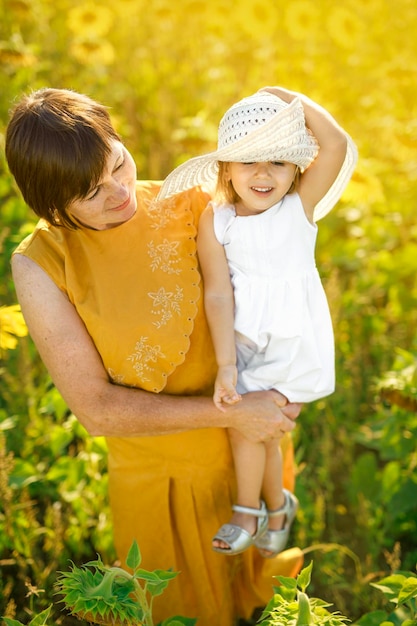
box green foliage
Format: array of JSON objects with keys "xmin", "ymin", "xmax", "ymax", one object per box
[
  {"xmin": 2, "ymin": 605, "xmax": 52, "ymax": 626},
  {"xmin": 1, "ymin": 0, "xmax": 417, "ymax": 622},
  {"xmin": 259, "ymin": 562, "xmax": 350, "ymax": 625},
  {"xmin": 258, "ymin": 563, "xmax": 417, "ymax": 626},
  {"xmin": 355, "ymin": 571, "xmax": 417, "ymax": 625},
  {"xmin": 55, "ymin": 540, "xmax": 194, "ymax": 626},
  {"xmin": 0, "ymin": 374, "xmax": 114, "ymax": 623},
  {"xmin": 1, "ymin": 540, "xmax": 195, "ymax": 626}
]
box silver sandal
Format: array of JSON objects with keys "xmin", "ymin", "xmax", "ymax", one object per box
[
  {"xmin": 254, "ymin": 489, "xmax": 298, "ymax": 558},
  {"xmin": 212, "ymin": 500, "xmax": 268, "ymax": 555}
]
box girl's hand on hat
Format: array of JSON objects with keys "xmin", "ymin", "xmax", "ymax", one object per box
[{"xmin": 257, "ymin": 85, "xmax": 295, "ymax": 104}]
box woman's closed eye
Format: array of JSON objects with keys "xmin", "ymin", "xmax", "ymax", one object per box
[
  {"xmin": 86, "ymin": 186, "xmax": 100, "ymax": 201},
  {"xmin": 86, "ymin": 155, "xmax": 125, "ymax": 201},
  {"xmin": 114, "ymin": 157, "xmax": 125, "ymax": 171}
]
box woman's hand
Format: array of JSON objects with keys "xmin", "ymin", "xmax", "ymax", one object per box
[{"xmin": 225, "ymin": 389, "xmax": 302, "ymax": 443}]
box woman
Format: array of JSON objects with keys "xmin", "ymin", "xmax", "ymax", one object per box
[{"xmin": 6, "ymin": 87, "xmax": 303, "ymax": 626}]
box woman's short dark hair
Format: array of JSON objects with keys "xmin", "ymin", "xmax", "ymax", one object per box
[{"xmin": 5, "ymin": 88, "xmax": 120, "ymax": 229}]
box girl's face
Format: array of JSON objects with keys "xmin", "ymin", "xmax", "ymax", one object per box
[
  {"xmin": 67, "ymin": 140, "xmax": 137, "ymax": 230},
  {"xmin": 226, "ymin": 161, "xmax": 297, "ymax": 216}
]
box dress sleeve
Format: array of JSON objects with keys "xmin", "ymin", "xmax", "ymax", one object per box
[{"xmin": 212, "ymin": 202, "xmax": 236, "ymax": 244}]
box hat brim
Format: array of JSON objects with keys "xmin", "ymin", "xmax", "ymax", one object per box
[
  {"xmin": 313, "ymin": 134, "xmax": 358, "ymax": 221},
  {"xmin": 157, "ymin": 97, "xmax": 319, "ymax": 202},
  {"xmin": 156, "ymin": 99, "xmax": 358, "ymax": 223}
]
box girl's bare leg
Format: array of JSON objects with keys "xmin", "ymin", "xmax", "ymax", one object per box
[
  {"xmin": 212, "ymin": 426, "xmax": 266, "ymax": 550},
  {"xmin": 262, "ymin": 439, "xmax": 286, "ymax": 531}
]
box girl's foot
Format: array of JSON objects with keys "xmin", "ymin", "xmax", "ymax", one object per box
[
  {"xmin": 254, "ymin": 489, "xmax": 298, "ymax": 558},
  {"xmin": 212, "ymin": 502, "xmax": 268, "ymax": 555}
]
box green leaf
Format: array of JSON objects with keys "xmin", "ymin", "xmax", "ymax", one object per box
[
  {"xmin": 82, "ymin": 558, "xmax": 105, "ymax": 569},
  {"xmin": 273, "ymin": 573, "xmax": 298, "ymax": 601},
  {"xmin": 2, "ymin": 619, "xmax": 25, "ymax": 626},
  {"xmin": 29, "ymin": 607, "xmax": 52, "ymax": 626},
  {"xmin": 371, "ymin": 574, "xmax": 407, "ymax": 602},
  {"xmin": 397, "ymin": 577, "xmax": 417, "ymax": 604},
  {"xmin": 297, "ymin": 562, "xmax": 313, "ymax": 593},
  {"xmin": 274, "ymin": 574, "xmax": 298, "ymax": 590},
  {"xmin": 126, "ymin": 539, "xmax": 141, "ymax": 571},
  {"xmin": 134, "ymin": 569, "xmax": 163, "ymax": 583},
  {"xmin": 355, "ymin": 612, "xmax": 392, "ymax": 626},
  {"xmin": 153, "ymin": 569, "xmax": 180, "ymax": 582},
  {"xmin": 296, "ymin": 592, "xmax": 314, "ymax": 625}
]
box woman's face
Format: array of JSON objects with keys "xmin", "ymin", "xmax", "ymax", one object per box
[{"xmin": 67, "ymin": 140, "xmax": 137, "ymax": 230}]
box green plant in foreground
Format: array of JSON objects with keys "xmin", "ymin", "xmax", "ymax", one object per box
[
  {"xmin": 258, "ymin": 561, "xmax": 349, "ymax": 625},
  {"xmin": 54, "ymin": 539, "xmax": 195, "ymax": 626},
  {"xmin": 356, "ymin": 571, "xmax": 417, "ymax": 625},
  {"xmin": 2, "ymin": 544, "xmax": 417, "ymax": 626},
  {"xmin": 2, "ymin": 606, "xmax": 52, "ymax": 626}
]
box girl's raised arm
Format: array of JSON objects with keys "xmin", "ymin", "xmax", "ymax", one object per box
[{"xmin": 259, "ymin": 86, "xmax": 356, "ymax": 222}]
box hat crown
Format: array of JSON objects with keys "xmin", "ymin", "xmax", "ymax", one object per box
[{"xmin": 218, "ymin": 93, "xmax": 287, "ymax": 150}]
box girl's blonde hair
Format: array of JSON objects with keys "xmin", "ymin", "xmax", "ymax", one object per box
[{"xmin": 215, "ymin": 162, "xmax": 301, "ymax": 204}]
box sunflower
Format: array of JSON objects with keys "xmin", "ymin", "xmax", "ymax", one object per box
[
  {"xmin": 233, "ymin": 0, "xmax": 279, "ymax": 39},
  {"xmin": 342, "ymin": 161, "xmax": 385, "ymax": 206},
  {"xmin": 284, "ymin": 1, "xmax": 320, "ymax": 40},
  {"xmin": 5, "ymin": 0, "xmax": 31, "ymax": 19},
  {"xmin": 0, "ymin": 305, "xmax": 28, "ymax": 353},
  {"xmin": 327, "ymin": 6, "xmax": 364, "ymax": 49},
  {"xmin": 70, "ymin": 37, "xmax": 115, "ymax": 66},
  {"xmin": 67, "ymin": 3, "xmax": 114, "ymax": 38}
]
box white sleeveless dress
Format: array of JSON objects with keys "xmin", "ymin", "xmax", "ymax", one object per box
[{"xmin": 212, "ymin": 192, "xmax": 335, "ymax": 403}]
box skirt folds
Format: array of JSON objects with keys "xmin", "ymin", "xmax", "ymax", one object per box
[{"xmin": 106, "ymin": 428, "xmax": 303, "ymax": 626}]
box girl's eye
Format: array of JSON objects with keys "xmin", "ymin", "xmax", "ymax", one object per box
[
  {"xmin": 271, "ymin": 161, "xmax": 284, "ymax": 166},
  {"xmin": 114, "ymin": 158, "xmax": 125, "ymax": 171}
]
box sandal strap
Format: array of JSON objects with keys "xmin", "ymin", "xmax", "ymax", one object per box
[
  {"xmin": 267, "ymin": 489, "xmax": 292, "ymax": 517},
  {"xmin": 232, "ymin": 500, "xmax": 267, "ymax": 518}
]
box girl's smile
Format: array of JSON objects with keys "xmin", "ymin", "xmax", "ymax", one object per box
[{"xmin": 226, "ymin": 161, "xmax": 297, "ymax": 216}]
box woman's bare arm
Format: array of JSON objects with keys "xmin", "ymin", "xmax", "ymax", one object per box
[{"xmin": 12, "ymin": 254, "xmax": 300, "ymax": 439}]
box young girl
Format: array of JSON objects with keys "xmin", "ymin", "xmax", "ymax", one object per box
[{"xmin": 157, "ymin": 87, "xmax": 357, "ymax": 557}]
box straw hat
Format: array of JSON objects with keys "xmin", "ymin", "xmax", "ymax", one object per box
[{"xmin": 157, "ymin": 91, "xmax": 357, "ymax": 221}]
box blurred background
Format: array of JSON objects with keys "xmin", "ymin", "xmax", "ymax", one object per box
[{"xmin": 1, "ymin": 0, "xmax": 417, "ymax": 623}]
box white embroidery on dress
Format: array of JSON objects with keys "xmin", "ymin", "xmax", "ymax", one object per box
[
  {"xmin": 107, "ymin": 368, "xmax": 125, "ymax": 384},
  {"xmin": 127, "ymin": 337, "xmax": 166, "ymax": 382},
  {"xmin": 147, "ymin": 197, "xmax": 180, "ymax": 230},
  {"xmin": 148, "ymin": 239, "xmax": 181, "ymax": 274},
  {"xmin": 148, "ymin": 286, "xmax": 183, "ymax": 328}
]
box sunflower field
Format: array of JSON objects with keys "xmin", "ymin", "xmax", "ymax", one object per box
[{"xmin": 1, "ymin": 0, "xmax": 417, "ymax": 623}]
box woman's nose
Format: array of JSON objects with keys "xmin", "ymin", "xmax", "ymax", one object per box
[{"xmin": 109, "ymin": 178, "xmax": 127, "ymax": 198}]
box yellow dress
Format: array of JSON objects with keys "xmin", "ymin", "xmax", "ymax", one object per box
[{"xmin": 15, "ymin": 182, "xmax": 303, "ymax": 625}]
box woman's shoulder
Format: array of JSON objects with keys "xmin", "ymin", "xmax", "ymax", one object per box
[
  {"xmin": 13, "ymin": 219, "xmax": 66, "ymax": 257},
  {"xmin": 140, "ymin": 180, "xmax": 211, "ymax": 223}
]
